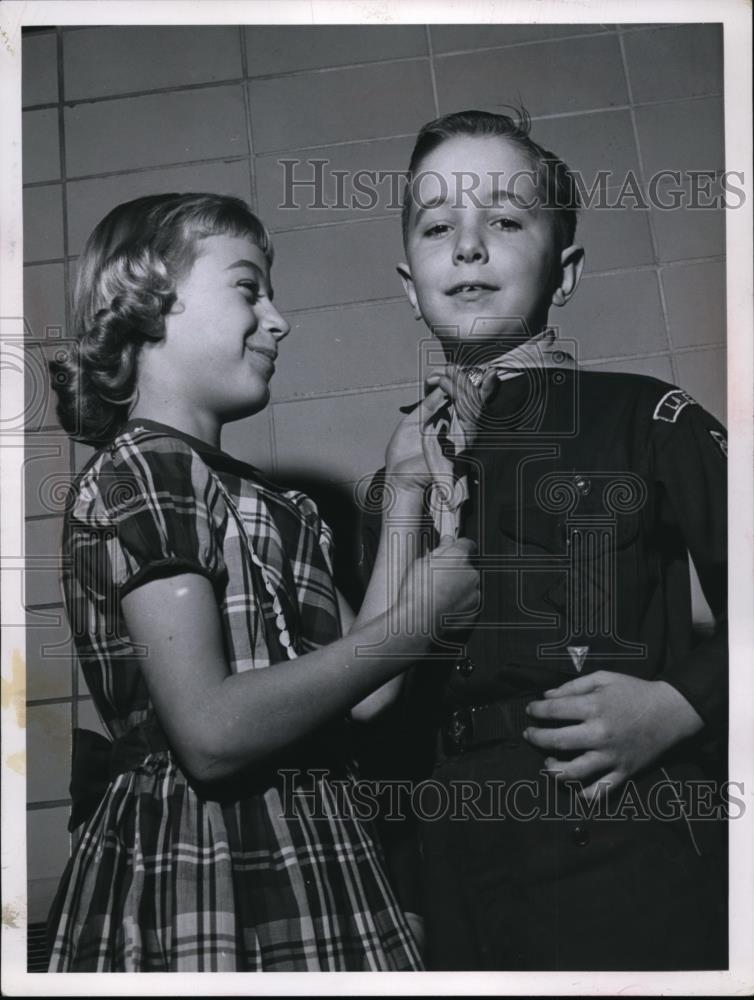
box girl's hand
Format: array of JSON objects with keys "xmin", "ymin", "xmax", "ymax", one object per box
[
  {"xmin": 425, "ymin": 363, "xmax": 499, "ymax": 448},
  {"xmin": 523, "ymin": 672, "xmax": 704, "ymax": 800},
  {"xmin": 394, "ymin": 535, "xmax": 479, "ymax": 640},
  {"xmin": 385, "ymin": 365, "xmax": 495, "ymax": 491},
  {"xmin": 384, "ymin": 385, "xmax": 447, "ymax": 491}
]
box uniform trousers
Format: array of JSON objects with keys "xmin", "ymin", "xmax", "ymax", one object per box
[{"xmin": 421, "ymin": 738, "xmax": 727, "ymax": 971}]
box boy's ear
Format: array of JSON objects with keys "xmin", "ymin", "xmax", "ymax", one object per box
[
  {"xmin": 396, "ymin": 262, "xmax": 423, "ymax": 321},
  {"xmin": 551, "ymin": 244, "xmax": 585, "ymax": 307}
]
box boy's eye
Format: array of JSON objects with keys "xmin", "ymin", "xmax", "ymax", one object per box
[
  {"xmin": 424, "ymin": 222, "xmax": 452, "ymax": 238},
  {"xmin": 491, "ymin": 217, "xmax": 522, "ymax": 232}
]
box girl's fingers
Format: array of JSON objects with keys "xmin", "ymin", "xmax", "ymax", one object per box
[
  {"xmin": 480, "ymin": 369, "xmax": 499, "ymax": 403},
  {"xmin": 436, "ymin": 535, "xmax": 476, "ymax": 555},
  {"xmin": 426, "ymin": 365, "xmax": 482, "ymax": 406},
  {"xmin": 424, "ymin": 374, "xmax": 455, "ymax": 401},
  {"xmin": 417, "ymin": 384, "xmax": 451, "ymax": 422}
]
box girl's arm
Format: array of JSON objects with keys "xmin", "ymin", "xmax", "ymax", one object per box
[
  {"xmin": 122, "ymin": 537, "xmax": 476, "ymax": 783},
  {"xmin": 348, "ymin": 486, "xmax": 434, "ymax": 721},
  {"xmin": 348, "ymin": 387, "xmax": 453, "ymax": 720}
]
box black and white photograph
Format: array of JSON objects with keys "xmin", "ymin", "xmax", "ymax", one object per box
[{"xmin": 1, "ymin": 0, "xmax": 752, "ymax": 993}]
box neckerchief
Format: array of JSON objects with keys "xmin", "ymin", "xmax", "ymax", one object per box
[{"xmin": 421, "ymin": 329, "xmax": 576, "ymax": 538}]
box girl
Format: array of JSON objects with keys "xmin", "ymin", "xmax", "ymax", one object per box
[{"xmin": 46, "ymin": 193, "xmax": 477, "ymax": 972}]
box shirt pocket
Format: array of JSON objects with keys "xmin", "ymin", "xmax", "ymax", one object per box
[{"xmin": 496, "ymin": 480, "xmax": 643, "ymax": 618}]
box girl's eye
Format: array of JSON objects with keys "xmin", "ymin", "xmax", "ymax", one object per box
[
  {"xmin": 424, "ymin": 222, "xmax": 451, "ymax": 238},
  {"xmin": 238, "ymin": 281, "xmax": 260, "ymax": 302},
  {"xmin": 491, "ymin": 217, "xmax": 522, "ymax": 232}
]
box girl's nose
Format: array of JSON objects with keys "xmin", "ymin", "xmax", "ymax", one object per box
[
  {"xmin": 263, "ymin": 302, "xmax": 291, "ymax": 341},
  {"xmin": 454, "ymin": 228, "xmax": 488, "ymax": 264}
]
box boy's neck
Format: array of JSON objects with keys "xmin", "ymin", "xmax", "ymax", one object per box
[{"xmin": 441, "ymin": 328, "xmax": 549, "ymax": 368}]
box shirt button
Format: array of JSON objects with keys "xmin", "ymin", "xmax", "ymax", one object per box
[
  {"xmin": 572, "ymin": 473, "xmax": 592, "ymax": 497},
  {"xmin": 455, "ymin": 656, "xmax": 475, "ymax": 677},
  {"xmin": 572, "ymin": 823, "xmax": 590, "ymax": 847}
]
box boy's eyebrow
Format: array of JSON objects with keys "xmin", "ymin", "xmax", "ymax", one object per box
[
  {"xmin": 413, "ymin": 194, "xmax": 449, "ymax": 225},
  {"xmin": 412, "ymin": 180, "xmax": 538, "ymax": 224},
  {"xmin": 488, "ymin": 180, "xmax": 538, "ymax": 210}
]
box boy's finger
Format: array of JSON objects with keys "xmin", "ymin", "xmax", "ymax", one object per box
[
  {"xmin": 542, "ymin": 674, "xmax": 601, "ymax": 698},
  {"xmin": 580, "ymin": 772, "xmax": 622, "ymax": 803},
  {"xmin": 522, "ymin": 721, "xmax": 593, "ymax": 752},
  {"xmin": 526, "ymin": 694, "xmax": 593, "ymax": 721},
  {"xmin": 543, "ymin": 750, "xmax": 607, "ymax": 783}
]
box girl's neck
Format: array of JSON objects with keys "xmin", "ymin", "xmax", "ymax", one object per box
[{"xmin": 129, "ymin": 397, "xmax": 222, "ymax": 449}]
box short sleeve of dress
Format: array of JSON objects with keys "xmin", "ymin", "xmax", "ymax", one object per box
[{"xmin": 80, "ymin": 431, "xmax": 228, "ymax": 599}]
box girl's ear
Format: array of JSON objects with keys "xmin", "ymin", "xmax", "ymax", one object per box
[
  {"xmin": 551, "ymin": 244, "xmax": 585, "ymax": 307},
  {"xmin": 396, "ymin": 263, "xmax": 423, "ymax": 321}
]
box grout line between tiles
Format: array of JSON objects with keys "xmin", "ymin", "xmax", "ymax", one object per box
[
  {"xmin": 617, "ymin": 30, "xmax": 678, "ymax": 382},
  {"xmin": 425, "ymin": 26, "xmax": 440, "ymax": 117}
]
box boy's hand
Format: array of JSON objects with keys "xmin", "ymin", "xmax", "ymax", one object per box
[{"xmin": 523, "ymin": 671, "xmax": 704, "ymax": 800}]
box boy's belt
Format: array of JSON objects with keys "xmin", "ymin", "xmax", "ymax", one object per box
[{"xmin": 440, "ymin": 696, "xmax": 564, "ymax": 756}]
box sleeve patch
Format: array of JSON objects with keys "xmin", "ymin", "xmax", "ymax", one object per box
[
  {"xmin": 709, "ymin": 428, "xmax": 728, "ymax": 458},
  {"xmin": 653, "ymin": 388, "xmax": 697, "ymax": 423}
]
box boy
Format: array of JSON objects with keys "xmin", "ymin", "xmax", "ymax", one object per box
[{"xmin": 359, "ymin": 110, "xmax": 728, "ymax": 971}]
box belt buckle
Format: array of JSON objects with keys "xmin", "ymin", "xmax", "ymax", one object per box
[{"xmin": 445, "ymin": 708, "xmax": 473, "ymax": 754}]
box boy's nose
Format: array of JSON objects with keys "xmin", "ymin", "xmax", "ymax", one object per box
[{"xmin": 453, "ymin": 229, "xmax": 488, "ymax": 264}]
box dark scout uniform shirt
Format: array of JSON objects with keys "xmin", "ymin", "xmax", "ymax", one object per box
[{"xmin": 361, "ymin": 369, "xmax": 727, "ymax": 735}]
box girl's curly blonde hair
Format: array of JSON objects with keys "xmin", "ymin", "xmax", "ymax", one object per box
[{"xmin": 51, "ymin": 193, "xmax": 274, "ymax": 446}]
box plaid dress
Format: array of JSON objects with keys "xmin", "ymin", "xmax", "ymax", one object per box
[{"xmin": 48, "ymin": 420, "xmax": 422, "ymax": 972}]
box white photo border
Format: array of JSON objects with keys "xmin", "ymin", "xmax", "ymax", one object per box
[{"xmin": 1, "ymin": 0, "xmax": 752, "ymax": 994}]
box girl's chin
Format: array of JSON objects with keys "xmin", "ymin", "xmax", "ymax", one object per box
[{"xmin": 224, "ymin": 395, "xmax": 270, "ymax": 423}]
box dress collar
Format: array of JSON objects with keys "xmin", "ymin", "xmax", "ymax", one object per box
[{"xmin": 119, "ymin": 418, "xmax": 279, "ymax": 488}]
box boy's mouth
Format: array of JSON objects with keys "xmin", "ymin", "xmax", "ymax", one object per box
[{"xmin": 446, "ymin": 281, "xmax": 499, "ymax": 301}]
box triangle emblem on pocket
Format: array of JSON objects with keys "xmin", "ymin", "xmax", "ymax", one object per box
[{"xmin": 567, "ymin": 646, "xmax": 589, "ymax": 672}]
